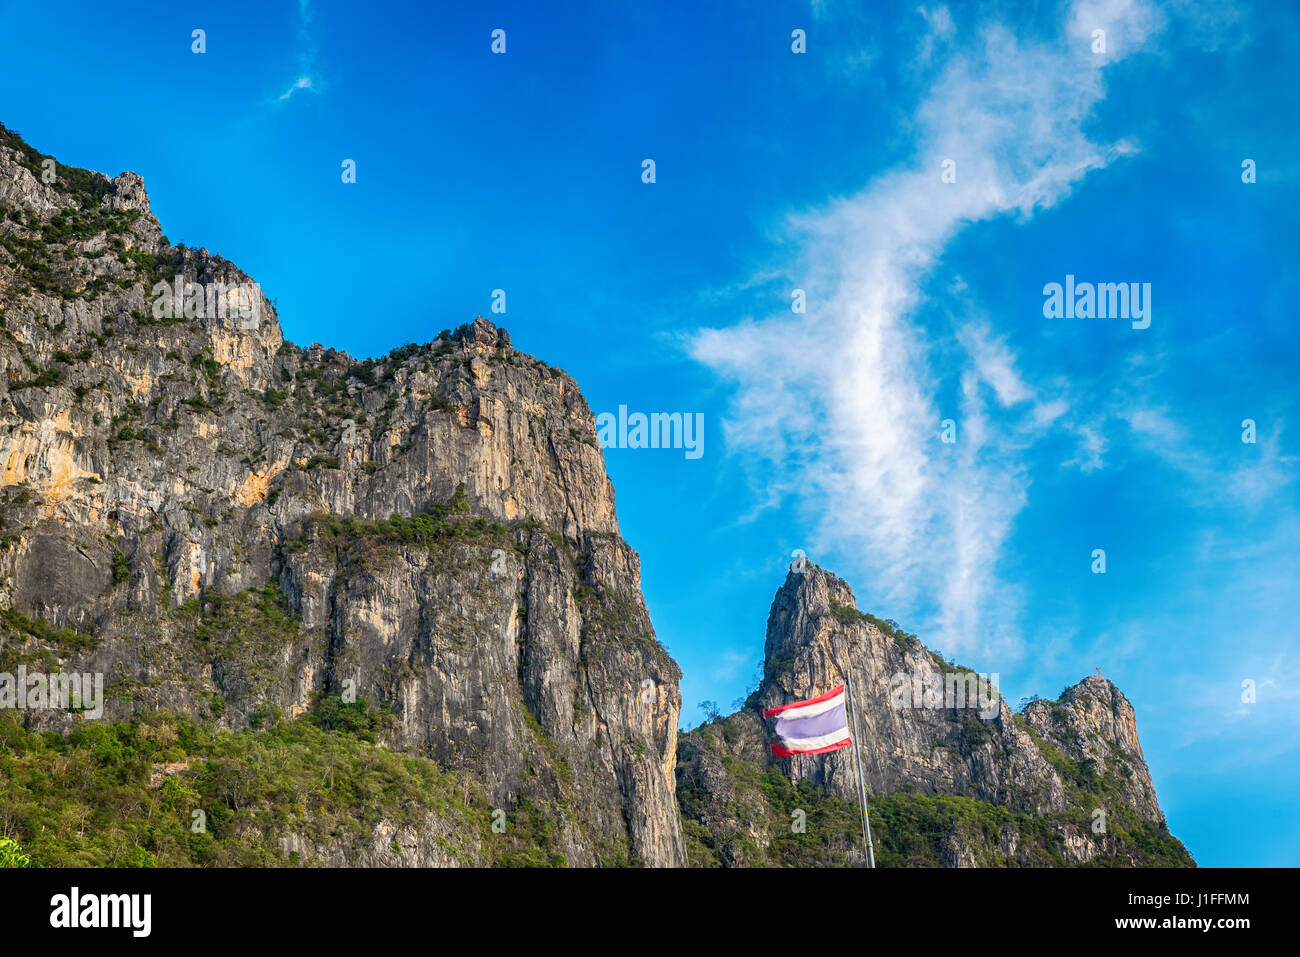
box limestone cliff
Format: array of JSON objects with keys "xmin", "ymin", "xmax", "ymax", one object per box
[
  {"xmin": 0, "ymin": 123, "xmax": 684, "ymax": 867},
  {"xmin": 677, "ymin": 563, "xmax": 1192, "ymax": 867}
]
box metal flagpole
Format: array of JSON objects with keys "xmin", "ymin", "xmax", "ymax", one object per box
[{"xmin": 844, "ymin": 671, "xmax": 876, "ymax": 868}]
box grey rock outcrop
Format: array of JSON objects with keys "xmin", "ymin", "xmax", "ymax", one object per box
[
  {"xmin": 0, "ymin": 125, "xmax": 684, "ymax": 866},
  {"xmin": 677, "ymin": 563, "xmax": 1190, "ymax": 867}
]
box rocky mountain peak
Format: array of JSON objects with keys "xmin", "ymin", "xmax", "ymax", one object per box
[
  {"xmin": 675, "ymin": 561, "xmax": 1190, "ymax": 866},
  {"xmin": 764, "ymin": 561, "xmax": 859, "ymax": 660},
  {"xmin": 105, "ymin": 170, "xmax": 152, "ymax": 216},
  {"xmin": 460, "ymin": 315, "xmax": 510, "ymax": 350}
]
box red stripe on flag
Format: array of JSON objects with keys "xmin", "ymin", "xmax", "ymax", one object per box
[
  {"xmin": 771, "ymin": 737, "xmax": 853, "ymax": 757},
  {"xmin": 762, "ymin": 684, "xmax": 846, "ymax": 718}
]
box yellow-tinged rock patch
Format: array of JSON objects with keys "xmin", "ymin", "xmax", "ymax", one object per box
[{"xmin": 235, "ymin": 458, "xmax": 288, "ymax": 505}]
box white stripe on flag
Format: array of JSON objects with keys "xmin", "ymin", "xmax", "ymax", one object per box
[
  {"xmin": 773, "ymin": 688, "xmax": 845, "ymax": 720},
  {"xmin": 778, "ymin": 726, "xmax": 852, "ymax": 751}
]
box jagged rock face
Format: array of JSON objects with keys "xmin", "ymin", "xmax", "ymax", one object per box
[
  {"xmin": 1021, "ymin": 675, "xmax": 1164, "ymax": 824},
  {"xmin": 677, "ymin": 563, "xmax": 1188, "ymax": 866},
  {"xmin": 0, "ymin": 130, "xmax": 685, "ymax": 867},
  {"xmin": 759, "ymin": 564, "xmax": 1068, "ymax": 813}
]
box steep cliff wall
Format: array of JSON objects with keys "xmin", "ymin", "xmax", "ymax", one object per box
[
  {"xmin": 677, "ymin": 563, "xmax": 1192, "ymax": 867},
  {"xmin": 0, "ymin": 124, "xmax": 683, "ymax": 866}
]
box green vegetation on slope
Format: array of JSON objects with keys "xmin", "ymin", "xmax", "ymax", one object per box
[
  {"xmin": 677, "ymin": 713, "xmax": 1192, "ymax": 868},
  {"xmin": 0, "ymin": 122, "xmax": 115, "ymax": 208},
  {"xmin": 0, "ymin": 605, "xmax": 100, "ymax": 667},
  {"xmin": 0, "ymin": 700, "xmax": 566, "ymax": 868}
]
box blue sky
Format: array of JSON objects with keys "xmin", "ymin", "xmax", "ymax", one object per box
[{"xmin": 2, "ymin": 0, "xmax": 1296, "ymax": 866}]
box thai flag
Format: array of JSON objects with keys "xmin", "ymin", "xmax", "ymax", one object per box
[{"xmin": 762, "ymin": 684, "xmax": 853, "ymax": 757}]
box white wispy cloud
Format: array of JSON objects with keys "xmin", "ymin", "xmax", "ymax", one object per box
[
  {"xmin": 278, "ymin": 76, "xmax": 314, "ymax": 101},
  {"xmin": 713, "ymin": 649, "xmax": 753, "ymax": 682},
  {"xmin": 690, "ymin": 1, "xmax": 1162, "ymax": 657},
  {"xmin": 276, "ymin": 0, "xmax": 321, "ymax": 103},
  {"xmin": 1164, "ymin": 650, "xmax": 1300, "ymax": 768},
  {"xmin": 1117, "ymin": 400, "xmax": 1296, "ymax": 507}
]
